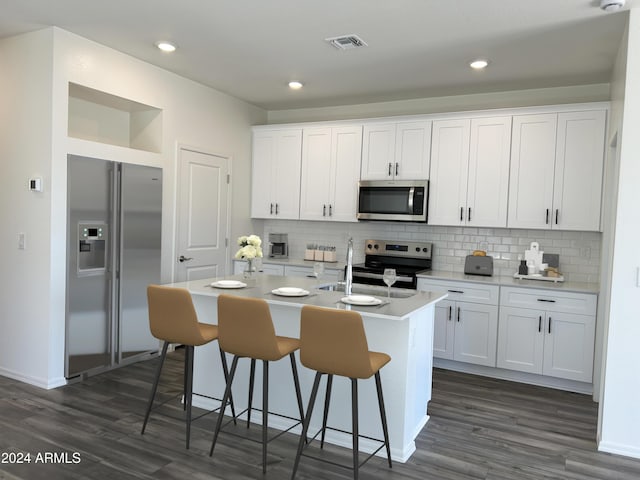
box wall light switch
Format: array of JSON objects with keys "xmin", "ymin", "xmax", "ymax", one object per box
[
  {"xmin": 18, "ymin": 233, "xmax": 25, "ymax": 250},
  {"xmin": 29, "ymin": 178, "xmax": 42, "ymax": 192}
]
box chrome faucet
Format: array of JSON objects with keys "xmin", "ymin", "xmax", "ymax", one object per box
[{"xmin": 345, "ymin": 237, "xmax": 353, "ymax": 296}]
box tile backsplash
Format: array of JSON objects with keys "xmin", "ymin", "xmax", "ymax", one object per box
[{"xmin": 262, "ymin": 220, "xmax": 601, "ymax": 284}]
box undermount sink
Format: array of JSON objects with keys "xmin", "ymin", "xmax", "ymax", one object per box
[{"xmin": 318, "ymin": 282, "xmax": 417, "ymax": 299}]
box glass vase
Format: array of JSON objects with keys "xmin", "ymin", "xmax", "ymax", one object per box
[{"xmin": 243, "ymin": 259, "xmax": 256, "ymax": 279}]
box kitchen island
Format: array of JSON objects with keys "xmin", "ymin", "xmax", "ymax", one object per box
[{"xmin": 167, "ymin": 274, "xmax": 446, "ymax": 462}]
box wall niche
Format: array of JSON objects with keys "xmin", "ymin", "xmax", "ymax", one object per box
[{"xmin": 68, "ymin": 83, "xmax": 162, "ymax": 153}]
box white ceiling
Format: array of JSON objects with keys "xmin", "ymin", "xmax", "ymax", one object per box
[{"xmin": 0, "ymin": 0, "xmax": 633, "ymax": 110}]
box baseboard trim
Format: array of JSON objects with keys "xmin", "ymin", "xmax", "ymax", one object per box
[
  {"xmin": 433, "ymin": 358, "xmax": 593, "ymax": 395},
  {"xmin": 599, "ymin": 440, "xmax": 640, "ymax": 459},
  {"xmin": 0, "ymin": 367, "xmax": 67, "ymax": 389}
]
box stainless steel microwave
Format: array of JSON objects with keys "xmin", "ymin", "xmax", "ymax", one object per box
[{"xmin": 357, "ymin": 180, "xmax": 429, "ymax": 222}]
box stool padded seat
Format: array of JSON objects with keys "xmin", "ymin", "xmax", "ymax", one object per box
[
  {"xmin": 299, "ymin": 305, "xmax": 390, "ymax": 379},
  {"xmin": 148, "ymin": 285, "xmax": 218, "ymax": 346},
  {"xmin": 218, "ymin": 295, "xmax": 300, "ymax": 361}
]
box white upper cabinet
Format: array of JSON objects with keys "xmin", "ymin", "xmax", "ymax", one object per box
[
  {"xmin": 251, "ymin": 128, "xmax": 302, "ymax": 219},
  {"xmin": 508, "ymin": 110, "xmax": 606, "ymax": 231},
  {"xmin": 429, "ymin": 116, "xmax": 511, "ymax": 227},
  {"xmin": 552, "ymin": 110, "xmax": 607, "ymax": 231},
  {"xmin": 429, "ymin": 119, "xmax": 470, "ymax": 225},
  {"xmin": 300, "ymin": 125, "xmax": 363, "ymax": 222},
  {"xmin": 360, "ymin": 121, "xmax": 431, "ymax": 180}
]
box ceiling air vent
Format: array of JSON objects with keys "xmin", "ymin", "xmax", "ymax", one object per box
[{"xmin": 325, "ymin": 34, "xmax": 368, "ymax": 50}]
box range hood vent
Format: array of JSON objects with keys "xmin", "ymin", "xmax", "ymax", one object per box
[{"xmin": 325, "ymin": 34, "xmax": 368, "ymax": 50}]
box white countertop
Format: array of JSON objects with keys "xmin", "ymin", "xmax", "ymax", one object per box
[
  {"xmin": 417, "ymin": 270, "xmax": 599, "ymax": 295},
  {"xmin": 170, "ymin": 274, "xmax": 446, "ymax": 320}
]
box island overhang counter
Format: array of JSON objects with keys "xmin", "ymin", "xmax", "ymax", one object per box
[{"xmin": 166, "ymin": 274, "xmax": 446, "ymax": 462}]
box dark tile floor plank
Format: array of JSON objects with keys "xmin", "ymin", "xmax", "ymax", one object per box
[{"xmin": 2, "ymin": 354, "xmax": 640, "ymax": 479}]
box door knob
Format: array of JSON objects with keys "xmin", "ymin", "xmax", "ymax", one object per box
[{"xmin": 178, "ymin": 255, "xmax": 193, "ymax": 263}]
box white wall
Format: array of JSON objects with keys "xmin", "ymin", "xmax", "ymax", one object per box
[
  {"xmin": 0, "ymin": 27, "xmax": 267, "ymax": 388},
  {"xmin": 0, "ymin": 29, "xmax": 55, "ymax": 387},
  {"xmin": 599, "ymin": 7, "xmax": 640, "ymax": 459}
]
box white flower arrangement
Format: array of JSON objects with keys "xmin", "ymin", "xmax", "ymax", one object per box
[{"xmin": 234, "ymin": 234, "xmax": 263, "ymax": 260}]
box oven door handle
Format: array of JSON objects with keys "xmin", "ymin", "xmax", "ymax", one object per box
[
  {"xmin": 408, "ymin": 187, "xmax": 415, "ymax": 212},
  {"xmin": 352, "ymin": 271, "xmax": 414, "ymax": 283}
]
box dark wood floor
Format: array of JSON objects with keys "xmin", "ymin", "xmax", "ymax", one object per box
[{"xmin": 2, "ymin": 351, "xmax": 640, "ymax": 480}]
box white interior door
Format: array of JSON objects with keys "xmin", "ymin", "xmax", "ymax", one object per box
[{"xmin": 176, "ymin": 147, "xmax": 230, "ymax": 282}]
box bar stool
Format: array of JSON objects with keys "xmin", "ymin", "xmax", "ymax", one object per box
[
  {"xmin": 142, "ymin": 284, "xmax": 236, "ymax": 449},
  {"xmin": 210, "ymin": 294, "xmax": 305, "ymax": 474},
  {"xmin": 291, "ymin": 305, "xmax": 392, "ymax": 480}
]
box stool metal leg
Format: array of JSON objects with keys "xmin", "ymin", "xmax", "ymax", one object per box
[
  {"xmin": 210, "ymin": 355, "xmax": 239, "ymax": 456},
  {"xmin": 291, "ymin": 372, "xmax": 323, "ymax": 480},
  {"xmin": 262, "ymin": 360, "xmax": 269, "ymax": 474},
  {"xmin": 351, "ymin": 378, "xmax": 359, "ymax": 480},
  {"xmin": 183, "ymin": 345, "xmax": 189, "ymax": 412},
  {"xmin": 218, "ymin": 348, "xmax": 237, "ymax": 425},
  {"xmin": 141, "ymin": 341, "xmax": 169, "ymax": 435},
  {"xmin": 289, "ymin": 353, "xmax": 305, "ymax": 424},
  {"xmin": 375, "ymin": 372, "xmax": 392, "ymax": 468},
  {"xmin": 185, "ymin": 345, "xmax": 194, "ymax": 449},
  {"xmin": 320, "ymin": 374, "xmax": 333, "ymax": 449},
  {"xmin": 247, "ymin": 358, "xmax": 256, "ymax": 428}
]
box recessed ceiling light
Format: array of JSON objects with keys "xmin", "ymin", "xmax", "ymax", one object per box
[
  {"xmin": 288, "ymin": 81, "xmax": 303, "ymax": 90},
  {"xmin": 470, "ymin": 59, "xmax": 489, "ymax": 70},
  {"xmin": 600, "ymin": 0, "xmax": 625, "ymax": 12},
  {"xmin": 156, "ymin": 41, "xmax": 176, "ymax": 53}
]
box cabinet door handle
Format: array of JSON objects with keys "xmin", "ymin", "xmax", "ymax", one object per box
[
  {"xmin": 275, "ymin": 203, "xmax": 279, "ymax": 215},
  {"xmin": 329, "ymin": 204, "xmax": 332, "ymax": 216},
  {"xmin": 270, "ymin": 203, "xmax": 273, "ymax": 214},
  {"xmin": 457, "ymin": 307, "xmax": 461, "ymax": 322},
  {"xmin": 468, "ymin": 207, "xmax": 471, "ymax": 222},
  {"xmin": 323, "ymin": 204, "xmax": 326, "ymax": 216},
  {"xmin": 448, "ymin": 305, "xmax": 452, "ymax": 321},
  {"xmin": 548, "ymin": 316, "xmax": 552, "ymax": 334},
  {"xmin": 388, "ymin": 162, "xmax": 393, "ymax": 176},
  {"xmin": 447, "ymin": 289, "xmax": 464, "ymax": 294},
  {"xmin": 395, "ymin": 162, "xmax": 399, "ymax": 176},
  {"xmin": 538, "ymin": 315, "xmax": 542, "ymax": 333},
  {"xmin": 546, "ymin": 208, "xmax": 549, "ymax": 224},
  {"xmin": 537, "ymin": 298, "xmax": 556, "ymax": 303},
  {"xmin": 460, "ymin": 207, "xmax": 464, "ymax": 221},
  {"xmin": 555, "ymin": 209, "xmax": 559, "ymax": 225}
]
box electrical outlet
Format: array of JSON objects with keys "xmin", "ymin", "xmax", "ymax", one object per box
[{"xmin": 18, "ymin": 233, "xmax": 25, "ymax": 250}]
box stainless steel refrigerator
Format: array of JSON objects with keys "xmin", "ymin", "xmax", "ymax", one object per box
[{"xmin": 65, "ymin": 155, "xmax": 162, "ymax": 379}]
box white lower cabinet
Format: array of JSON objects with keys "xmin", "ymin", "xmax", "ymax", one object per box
[
  {"xmin": 434, "ymin": 299, "xmax": 498, "ymax": 366},
  {"xmin": 418, "ymin": 278, "xmax": 499, "ymax": 367},
  {"xmin": 233, "ymin": 261, "xmax": 341, "ymax": 281},
  {"xmin": 497, "ymin": 287, "xmax": 596, "ymax": 383},
  {"xmin": 284, "ymin": 265, "xmax": 341, "ymax": 282},
  {"xmin": 233, "ymin": 260, "xmax": 284, "ymax": 276}
]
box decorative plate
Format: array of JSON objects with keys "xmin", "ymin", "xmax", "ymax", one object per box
[
  {"xmin": 340, "ymin": 295, "xmax": 383, "ymax": 306},
  {"xmin": 211, "ymin": 280, "xmax": 247, "ymax": 289}
]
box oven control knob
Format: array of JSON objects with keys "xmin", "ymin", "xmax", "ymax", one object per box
[
  {"xmin": 373, "ymin": 244, "xmax": 379, "ymax": 249},
  {"xmin": 423, "ymin": 247, "xmax": 428, "ymax": 253},
  {"xmin": 415, "ymin": 247, "xmax": 421, "ymax": 252},
  {"xmin": 367, "ymin": 243, "xmax": 373, "ymax": 249}
]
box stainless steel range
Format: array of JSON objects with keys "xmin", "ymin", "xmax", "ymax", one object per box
[{"xmin": 351, "ymin": 239, "xmax": 432, "ymax": 289}]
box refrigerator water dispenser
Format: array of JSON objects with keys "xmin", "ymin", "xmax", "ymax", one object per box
[{"xmin": 77, "ymin": 223, "xmax": 108, "ymax": 274}]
